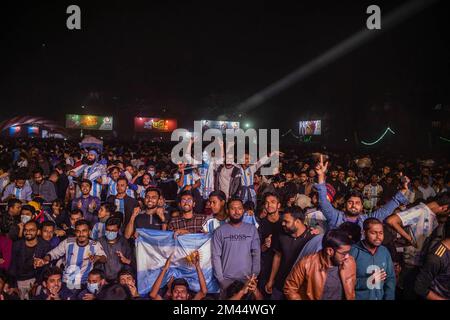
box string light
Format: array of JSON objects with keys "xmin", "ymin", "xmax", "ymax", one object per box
[{"xmin": 361, "ymin": 127, "xmax": 395, "ymax": 145}]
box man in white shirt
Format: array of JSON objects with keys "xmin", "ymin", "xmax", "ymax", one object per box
[
  {"xmin": 363, "ymin": 174, "xmax": 383, "ymax": 212},
  {"xmin": 418, "ymin": 176, "xmax": 436, "ymax": 200}
]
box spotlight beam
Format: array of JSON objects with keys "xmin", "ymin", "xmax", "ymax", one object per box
[{"xmin": 224, "ymin": 0, "xmax": 439, "ymax": 117}]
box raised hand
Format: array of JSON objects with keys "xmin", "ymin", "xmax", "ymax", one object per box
[
  {"xmin": 132, "ymin": 206, "xmax": 141, "ymax": 219},
  {"xmin": 116, "ymin": 251, "xmax": 131, "ymax": 265},
  {"xmin": 191, "ymin": 250, "xmax": 201, "ymax": 268},
  {"xmin": 164, "ymin": 253, "xmax": 174, "ymax": 270},
  {"xmin": 155, "ymin": 207, "xmax": 166, "ymax": 221},
  {"xmin": 315, "ymin": 154, "xmax": 328, "ymax": 183}
]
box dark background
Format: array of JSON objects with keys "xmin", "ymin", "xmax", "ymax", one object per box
[{"xmin": 0, "ymin": 0, "xmax": 449, "ymax": 150}]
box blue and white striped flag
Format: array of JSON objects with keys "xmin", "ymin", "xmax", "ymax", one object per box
[{"xmin": 136, "ymin": 228, "xmax": 220, "ymax": 296}]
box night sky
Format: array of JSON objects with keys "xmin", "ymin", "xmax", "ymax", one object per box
[{"xmin": 1, "ymin": 0, "xmax": 449, "ymax": 142}]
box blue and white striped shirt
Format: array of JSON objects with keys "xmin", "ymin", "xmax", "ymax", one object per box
[
  {"xmin": 91, "ymin": 222, "xmax": 106, "ymax": 241},
  {"xmin": 47, "ymin": 238, "xmax": 106, "ymax": 289}
]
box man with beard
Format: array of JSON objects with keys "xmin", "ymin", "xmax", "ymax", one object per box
[
  {"xmin": 71, "ymin": 179, "xmax": 101, "ymax": 225},
  {"xmin": 265, "ymin": 206, "xmax": 316, "ymax": 300},
  {"xmin": 133, "ymin": 173, "xmax": 155, "ymax": 199},
  {"xmin": 257, "ymin": 193, "xmax": 283, "ymax": 298},
  {"xmin": 284, "ymin": 229, "xmax": 356, "ymax": 300},
  {"xmin": 214, "ymin": 154, "xmax": 242, "ymax": 200},
  {"xmin": 315, "ymin": 155, "xmax": 410, "ymax": 229},
  {"xmin": 105, "ymin": 166, "xmax": 126, "ymax": 198},
  {"xmin": 212, "ymin": 198, "xmax": 261, "ymax": 296},
  {"xmin": 106, "ymin": 177, "xmax": 139, "ymax": 231},
  {"xmin": 168, "ymin": 190, "xmax": 207, "ymax": 236},
  {"xmin": 9, "ymin": 220, "xmax": 51, "ymax": 299},
  {"xmin": 70, "ymin": 149, "xmax": 106, "ymax": 199},
  {"xmin": 328, "ymin": 167, "xmax": 347, "ymax": 195},
  {"xmin": 34, "ymin": 220, "xmax": 107, "ymax": 291},
  {"xmin": 125, "ymin": 188, "xmax": 168, "ymax": 239},
  {"xmin": 30, "ymin": 168, "xmax": 57, "ymax": 203},
  {"xmin": 297, "ymin": 171, "xmax": 313, "ymax": 196},
  {"xmin": 350, "ymin": 218, "xmax": 396, "ymax": 300}
]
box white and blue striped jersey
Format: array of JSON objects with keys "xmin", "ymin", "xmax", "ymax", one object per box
[
  {"xmin": 47, "ymin": 238, "xmax": 106, "ymax": 289},
  {"xmin": 174, "ymin": 171, "xmax": 200, "ymax": 193},
  {"xmin": 105, "ymin": 177, "xmax": 118, "ymax": 197},
  {"xmin": 239, "ymin": 155, "xmax": 270, "ymax": 206},
  {"xmin": 90, "ymin": 222, "xmax": 106, "ymax": 241},
  {"xmin": 72, "ymin": 163, "xmax": 106, "ymax": 198},
  {"xmin": 105, "ymin": 177, "xmax": 135, "ymax": 198}
]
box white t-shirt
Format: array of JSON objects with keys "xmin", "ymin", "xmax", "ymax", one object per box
[
  {"xmin": 397, "ymin": 203, "xmax": 438, "ymax": 266},
  {"xmin": 218, "ymin": 166, "xmax": 234, "ymax": 199},
  {"xmin": 418, "ymin": 185, "xmax": 436, "ymax": 200}
]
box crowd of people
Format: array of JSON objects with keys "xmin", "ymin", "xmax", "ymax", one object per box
[{"xmin": 0, "ymin": 138, "xmax": 449, "ymax": 300}]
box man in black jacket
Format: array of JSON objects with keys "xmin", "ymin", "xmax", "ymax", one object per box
[
  {"xmin": 9, "ymin": 220, "xmax": 51, "ymax": 299},
  {"xmin": 214, "ymin": 158, "xmax": 241, "ymax": 201},
  {"xmin": 55, "ymin": 163, "xmax": 69, "ymax": 201},
  {"xmin": 415, "ymin": 219, "xmax": 450, "ymax": 300}
]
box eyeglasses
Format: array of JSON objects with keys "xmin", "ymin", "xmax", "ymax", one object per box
[
  {"xmin": 180, "ymin": 199, "xmax": 193, "ymax": 204},
  {"xmin": 335, "ymin": 249, "xmax": 350, "ymax": 257}
]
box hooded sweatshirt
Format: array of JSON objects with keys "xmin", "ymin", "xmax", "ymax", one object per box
[{"xmin": 350, "ymin": 240, "xmax": 396, "ymax": 300}]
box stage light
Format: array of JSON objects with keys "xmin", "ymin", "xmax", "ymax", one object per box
[{"xmin": 245, "ymin": 122, "xmax": 251, "ymax": 128}]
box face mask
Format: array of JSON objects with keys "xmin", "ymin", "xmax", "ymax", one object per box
[
  {"xmin": 87, "ymin": 282, "xmax": 99, "ymax": 294},
  {"xmin": 105, "ymin": 231, "xmax": 118, "ymax": 241},
  {"xmin": 148, "ymin": 170, "xmax": 155, "ymax": 177},
  {"xmin": 21, "ymin": 215, "xmax": 32, "ymax": 224}
]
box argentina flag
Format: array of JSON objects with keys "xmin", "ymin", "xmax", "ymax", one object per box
[{"xmin": 136, "ymin": 228, "xmax": 220, "ymax": 296}]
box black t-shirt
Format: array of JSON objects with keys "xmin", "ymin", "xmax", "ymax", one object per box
[
  {"xmin": 258, "ymin": 218, "xmax": 283, "ymax": 282},
  {"xmin": 134, "ymin": 212, "xmax": 168, "ymax": 231},
  {"xmin": 272, "ymin": 229, "xmax": 315, "ymax": 290},
  {"xmin": 18, "ymin": 245, "xmax": 37, "ymax": 281},
  {"xmin": 298, "ymin": 184, "xmax": 307, "ymax": 195}
]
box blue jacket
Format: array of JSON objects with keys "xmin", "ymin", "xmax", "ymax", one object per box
[
  {"xmin": 350, "ymin": 241, "xmax": 396, "ymax": 300},
  {"xmin": 316, "ymin": 182, "xmax": 408, "ymax": 229}
]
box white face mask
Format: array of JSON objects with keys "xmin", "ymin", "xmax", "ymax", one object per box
[{"xmin": 21, "ymin": 215, "xmax": 32, "ymax": 224}]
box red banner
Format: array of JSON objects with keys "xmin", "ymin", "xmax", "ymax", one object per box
[{"xmin": 134, "ymin": 117, "xmax": 177, "ymax": 132}]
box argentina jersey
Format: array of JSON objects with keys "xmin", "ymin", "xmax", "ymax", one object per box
[
  {"xmin": 174, "ymin": 171, "xmax": 200, "ymax": 193},
  {"xmin": 107, "ymin": 178, "xmax": 118, "ymax": 197},
  {"xmin": 90, "ymin": 222, "xmax": 106, "ymax": 241},
  {"xmin": 90, "ymin": 180, "xmax": 103, "ymax": 198},
  {"xmin": 115, "ymin": 198, "xmax": 125, "ymax": 215},
  {"xmin": 47, "ymin": 238, "xmax": 106, "ymax": 289}
]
